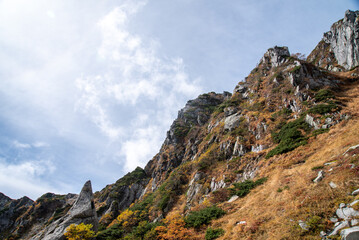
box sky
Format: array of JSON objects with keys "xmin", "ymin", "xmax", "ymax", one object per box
[{"xmin": 0, "ymin": 0, "xmax": 358, "ymax": 200}]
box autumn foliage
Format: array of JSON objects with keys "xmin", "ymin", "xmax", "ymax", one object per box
[
  {"xmin": 64, "ymin": 223, "xmax": 95, "ymax": 240},
  {"xmin": 155, "ymin": 214, "xmax": 196, "ymax": 240}
]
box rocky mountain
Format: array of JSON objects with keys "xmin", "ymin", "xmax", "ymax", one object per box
[{"xmin": 1, "ymin": 10, "xmax": 359, "ymax": 240}]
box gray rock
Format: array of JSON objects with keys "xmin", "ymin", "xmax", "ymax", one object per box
[
  {"xmin": 330, "ymin": 217, "xmax": 339, "ymax": 223},
  {"xmin": 350, "ymin": 200, "xmax": 359, "ymax": 207},
  {"xmin": 227, "ymin": 195, "xmax": 239, "ymax": 203},
  {"xmin": 305, "ymin": 114, "xmax": 320, "ymax": 130},
  {"xmin": 34, "ymin": 181, "xmax": 98, "ymax": 240},
  {"xmin": 261, "ymin": 46, "xmax": 290, "ymax": 68},
  {"xmin": 351, "ymin": 219, "xmax": 359, "ymax": 226},
  {"xmin": 224, "ymin": 113, "xmax": 242, "ymax": 131},
  {"xmin": 329, "ymin": 220, "xmax": 349, "ymax": 236},
  {"xmin": 329, "ymin": 181, "xmax": 338, "ymax": 189},
  {"xmin": 323, "ymin": 10, "xmax": 359, "ymax": 70},
  {"xmin": 343, "ymin": 144, "xmax": 359, "ymax": 156},
  {"xmin": 233, "ymin": 137, "xmax": 247, "ymax": 157},
  {"xmin": 352, "ymin": 189, "xmax": 359, "ymax": 196},
  {"xmin": 336, "ymin": 206, "xmax": 359, "ymax": 220},
  {"xmin": 313, "ymin": 170, "xmax": 324, "ymax": 183},
  {"xmin": 251, "ymin": 144, "xmax": 267, "ymax": 153},
  {"xmin": 298, "ymin": 220, "xmax": 309, "ymax": 231},
  {"xmin": 341, "ymin": 226, "xmax": 359, "ymax": 240}
]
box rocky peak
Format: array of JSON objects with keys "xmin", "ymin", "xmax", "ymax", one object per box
[
  {"xmin": 309, "ymin": 10, "xmax": 359, "ymax": 71},
  {"xmin": 260, "ymin": 46, "xmax": 290, "ymax": 68},
  {"xmin": 0, "ymin": 193, "xmax": 12, "ymax": 208},
  {"xmin": 165, "ymin": 92, "xmax": 230, "ymax": 145},
  {"xmin": 324, "ymin": 10, "xmax": 359, "ymax": 70},
  {"xmin": 34, "ymin": 180, "xmax": 98, "ymax": 240}
]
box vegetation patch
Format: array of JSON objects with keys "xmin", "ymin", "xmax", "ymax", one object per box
[
  {"xmin": 266, "ymin": 118, "xmax": 310, "ymax": 158},
  {"xmin": 205, "ymin": 227, "xmax": 225, "ymax": 240},
  {"xmin": 115, "ymin": 167, "xmax": 147, "ymax": 187},
  {"xmin": 185, "ymin": 206, "xmax": 226, "ymax": 228},
  {"xmin": 314, "ymin": 89, "xmax": 335, "ymax": 102},
  {"xmin": 312, "ymin": 128, "xmax": 329, "ymax": 137},
  {"xmin": 308, "ymin": 103, "xmax": 339, "ymax": 115},
  {"xmin": 229, "ymin": 177, "xmax": 267, "ymax": 197}
]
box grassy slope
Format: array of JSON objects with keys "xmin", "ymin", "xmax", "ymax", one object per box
[{"xmin": 209, "ymin": 80, "xmax": 359, "ymax": 239}]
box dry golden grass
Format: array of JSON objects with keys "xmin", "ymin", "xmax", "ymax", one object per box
[{"xmin": 202, "ymin": 81, "xmax": 359, "ymax": 239}]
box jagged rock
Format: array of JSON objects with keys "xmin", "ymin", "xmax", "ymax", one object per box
[
  {"xmin": 340, "ymin": 226, "xmax": 359, "ymax": 240},
  {"xmin": 298, "ymin": 220, "xmax": 309, "ymax": 231},
  {"xmin": 323, "ymin": 10, "xmax": 359, "ymax": 70},
  {"xmin": 34, "ymin": 181, "xmax": 98, "ymax": 240},
  {"xmin": 336, "ymin": 205, "xmax": 359, "ymax": 220},
  {"xmin": 210, "ymin": 177, "xmax": 226, "ymax": 192},
  {"xmin": 224, "ymin": 113, "xmax": 242, "ymax": 131},
  {"xmin": 350, "ymin": 200, "xmax": 359, "ymax": 207},
  {"xmin": 305, "ymin": 114, "xmax": 320, "ymax": 130},
  {"xmin": 186, "ymin": 172, "xmax": 204, "ymax": 203},
  {"xmin": 261, "ymin": 46, "xmax": 290, "ymax": 68},
  {"xmin": 227, "ymin": 195, "xmax": 239, "ymax": 203},
  {"xmin": 251, "ymin": 144, "xmax": 267, "ymax": 153},
  {"xmin": 330, "ymin": 221, "xmax": 350, "ymax": 236},
  {"xmin": 313, "ymin": 170, "xmax": 324, "ymax": 183},
  {"xmin": 233, "ymin": 137, "xmax": 247, "ymax": 157},
  {"xmin": 344, "ymin": 144, "xmax": 359, "ymax": 156}
]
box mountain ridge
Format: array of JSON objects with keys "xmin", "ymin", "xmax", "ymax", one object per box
[{"xmin": 1, "ymin": 9, "xmax": 359, "ymax": 240}]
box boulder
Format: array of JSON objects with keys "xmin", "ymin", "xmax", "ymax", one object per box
[
  {"xmin": 341, "ymin": 226, "xmax": 359, "ymax": 240},
  {"xmin": 224, "ymin": 113, "xmax": 242, "ymax": 131},
  {"xmin": 313, "ymin": 170, "xmax": 324, "ymax": 183}
]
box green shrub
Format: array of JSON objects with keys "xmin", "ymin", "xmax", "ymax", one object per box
[
  {"xmin": 173, "ymin": 121, "xmax": 191, "ymax": 139},
  {"xmin": 314, "ymin": 89, "xmax": 335, "ymax": 102},
  {"xmin": 266, "ymin": 118, "xmax": 310, "ymax": 158},
  {"xmin": 96, "ymin": 224, "xmax": 124, "ymax": 240},
  {"xmin": 115, "ymin": 167, "xmax": 147, "ymax": 187},
  {"xmin": 229, "ymin": 177, "xmax": 267, "ymax": 197},
  {"xmin": 308, "ymin": 103, "xmax": 338, "ymax": 115},
  {"xmin": 312, "ymin": 128, "xmax": 329, "ymax": 137},
  {"xmin": 205, "ymin": 228, "xmax": 225, "ymax": 240},
  {"xmin": 311, "ymin": 166, "xmax": 324, "ymax": 171},
  {"xmin": 306, "ymin": 216, "xmax": 325, "ymax": 233},
  {"xmin": 185, "ymin": 206, "xmax": 226, "ymax": 228}
]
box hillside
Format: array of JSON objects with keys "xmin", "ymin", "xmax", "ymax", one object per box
[{"xmin": 1, "ymin": 9, "xmax": 359, "ymax": 240}]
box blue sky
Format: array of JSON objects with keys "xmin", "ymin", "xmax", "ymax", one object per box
[{"xmin": 0, "ymin": 0, "xmax": 358, "ymax": 200}]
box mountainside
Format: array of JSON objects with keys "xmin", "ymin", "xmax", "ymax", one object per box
[{"xmin": 1, "ymin": 10, "xmax": 359, "ymax": 240}]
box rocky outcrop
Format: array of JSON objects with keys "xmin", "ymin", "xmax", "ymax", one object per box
[
  {"xmin": 0, "ymin": 194, "xmax": 34, "ymax": 238},
  {"xmin": 324, "ymin": 10, "xmax": 359, "ymax": 70},
  {"xmin": 34, "ymin": 181, "xmax": 98, "ymax": 240},
  {"xmin": 260, "ymin": 46, "xmax": 290, "ymax": 68},
  {"xmin": 308, "ymin": 10, "xmax": 359, "ymax": 71}
]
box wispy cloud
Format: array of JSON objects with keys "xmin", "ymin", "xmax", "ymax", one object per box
[
  {"xmin": 13, "ymin": 140, "xmax": 31, "ymax": 149},
  {"xmin": 0, "ymin": 158, "xmax": 57, "ymax": 199},
  {"xmin": 75, "ymin": 1, "xmax": 202, "ymax": 170}
]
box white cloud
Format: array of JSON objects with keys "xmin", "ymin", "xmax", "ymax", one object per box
[
  {"xmin": 13, "ymin": 140, "xmax": 31, "ymax": 149},
  {"xmin": 33, "ymin": 141, "xmax": 50, "ymax": 148},
  {"xmin": 46, "ymin": 10, "xmax": 55, "ymax": 18},
  {"xmin": 0, "ymin": 159, "xmax": 57, "ymax": 199},
  {"xmin": 74, "ymin": 1, "xmax": 203, "ymax": 170}
]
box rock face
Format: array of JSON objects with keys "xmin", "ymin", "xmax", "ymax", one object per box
[
  {"xmin": 324, "ymin": 10, "xmax": 359, "ymax": 70},
  {"xmin": 261, "ymin": 46, "xmax": 290, "ymax": 68},
  {"xmin": 34, "ymin": 181, "xmax": 98, "ymax": 240},
  {"xmin": 341, "ymin": 226, "xmax": 359, "ymax": 240},
  {"xmin": 308, "ymin": 10, "xmax": 359, "ymax": 71}
]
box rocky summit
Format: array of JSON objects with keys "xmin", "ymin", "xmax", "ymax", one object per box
[{"xmin": 1, "ymin": 10, "xmax": 359, "ymax": 240}]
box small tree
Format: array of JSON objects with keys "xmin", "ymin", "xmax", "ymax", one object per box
[{"xmin": 64, "ymin": 223, "xmax": 95, "ymax": 240}]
